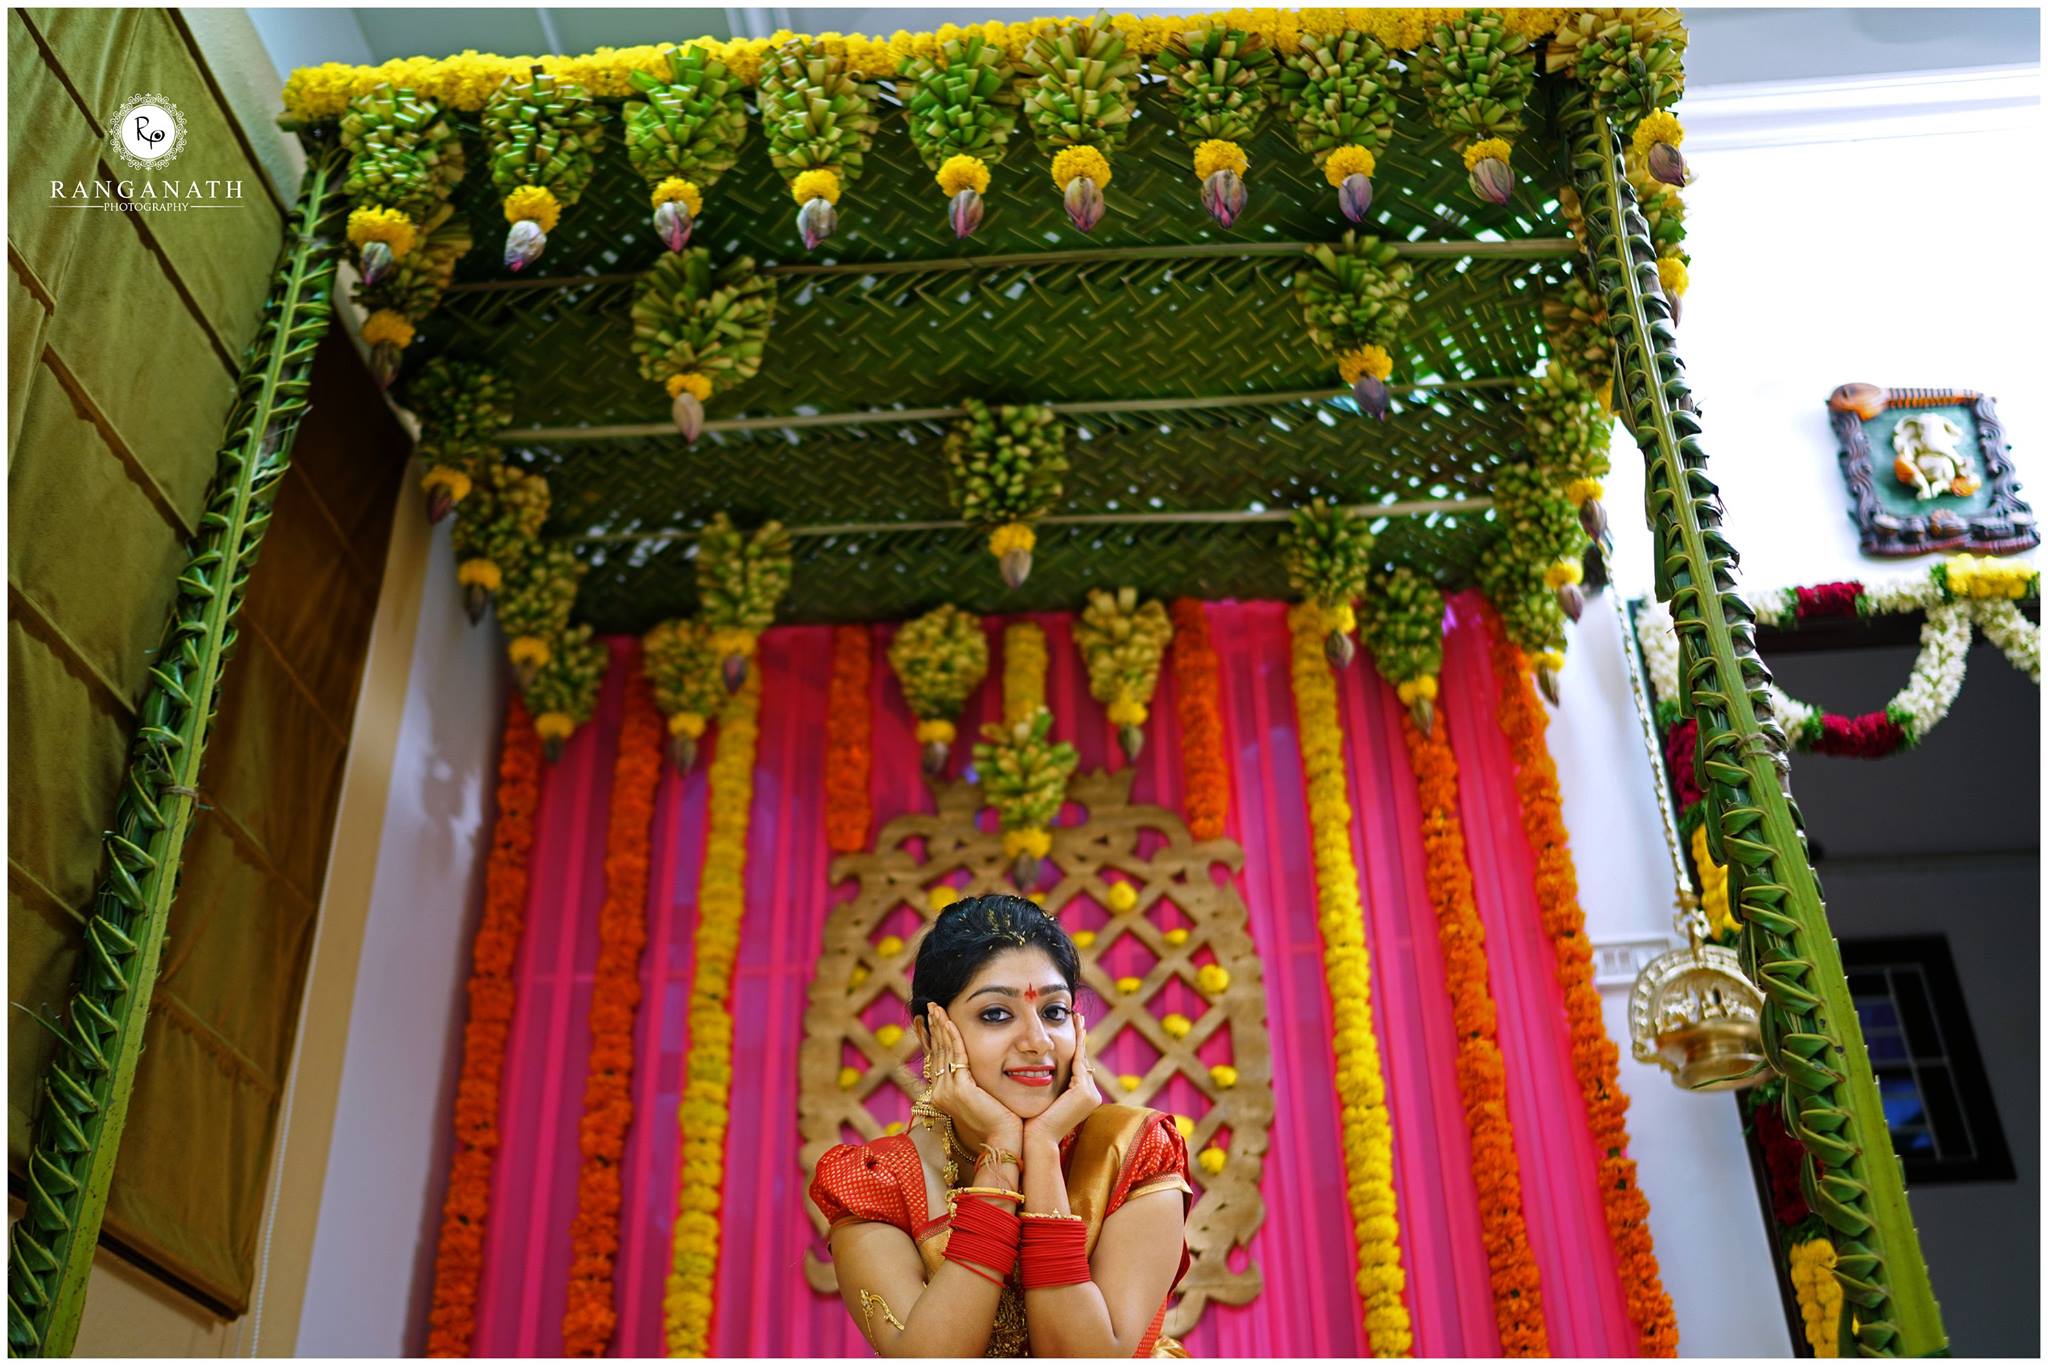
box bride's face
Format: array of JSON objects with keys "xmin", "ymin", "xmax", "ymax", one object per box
[{"xmin": 946, "ymin": 946, "xmax": 1078, "ymax": 1121}]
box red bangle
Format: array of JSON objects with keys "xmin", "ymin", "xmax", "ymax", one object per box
[
  {"xmin": 945, "ymin": 1195, "xmax": 1020, "ymax": 1281},
  {"xmin": 1020, "ymin": 1216, "xmax": 1091, "ymax": 1289}
]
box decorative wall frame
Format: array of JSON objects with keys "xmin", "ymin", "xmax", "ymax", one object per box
[
  {"xmin": 797, "ymin": 768, "xmax": 1271, "ymax": 1339},
  {"xmin": 1828, "ymin": 382, "xmax": 2037, "ymax": 558}
]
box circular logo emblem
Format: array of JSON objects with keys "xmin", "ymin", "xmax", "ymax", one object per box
[{"xmin": 108, "ymin": 93, "xmax": 186, "ymax": 171}]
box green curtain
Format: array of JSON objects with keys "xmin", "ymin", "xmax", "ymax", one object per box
[{"xmin": 9, "ymin": 7, "xmax": 406, "ymax": 1312}]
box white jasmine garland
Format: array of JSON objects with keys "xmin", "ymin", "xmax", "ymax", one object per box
[
  {"xmin": 1887, "ymin": 601, "xmax": 1972, "ymax": 743},
  {"xmin": 1972, "ymin": 598, "xmax": 2040, "ymax": 683},
  {"xmin": 1637, "ymin": 599, "xmax": 1682, "ymax": 707}
]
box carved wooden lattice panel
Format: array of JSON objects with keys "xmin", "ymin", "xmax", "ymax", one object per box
[{"xmin": 799, "ymin": 769, "xmax": 1271, "ymax": 1337}]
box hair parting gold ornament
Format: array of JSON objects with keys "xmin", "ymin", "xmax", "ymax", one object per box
[{"xmin": 1616, "ymin": 587, "xmax": 1768, "ymax": 1092}]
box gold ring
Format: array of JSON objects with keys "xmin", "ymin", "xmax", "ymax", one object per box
[{"xmin": 945, "ymin": 1062, "xmax": 968, "ymax": 1074}]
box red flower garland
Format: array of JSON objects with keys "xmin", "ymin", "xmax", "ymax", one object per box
[
  {"xmin": 1402, "ymin": 711, "xmax": 1548, "ymax": 1355},
  {"xmin": 1169, "ymin": 598, "xmax": 1228, "ymax": 841},
  {"xmin": 1793, "ymin": 581, "xmax": 1864, "ymax": 621},
  {"xmin": 426, "ymin": 694, "xmax": 543, "ymax": 1357},
  {"xmin": 1810, "ymin": 710, "xmax": 1908, "ymax": 757},
  {"xmin": 1661, "ymin": 717, "xmax": 1702, "ymax": 811},
  {"xmin": 824, "ymin": 626, "xmax": 873, "ymax": 854},
  {"xmin": 1487, "ymin": 611, "xmax": 1680, "ymax": 1358},
  {"xmin": 562, "ymin": 665, "xmax": 664, "ymax": 1354}
]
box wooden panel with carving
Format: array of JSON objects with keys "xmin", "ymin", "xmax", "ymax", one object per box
[{"xmin": 798, "ymin": 768, "xmax": 1271, "ymax": 1338}]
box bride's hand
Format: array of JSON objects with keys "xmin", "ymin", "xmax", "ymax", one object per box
[
  {"xmin": 1023, "ymin": 1013, "xmax": 1102, "ymax": 1152},
  {"xmin": 926, "ymin": 1004, "xmax": 1024, "ymax": 1161}
]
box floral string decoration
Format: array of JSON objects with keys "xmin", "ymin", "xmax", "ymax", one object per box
[
  {"xmin": 1287, "ymin": 601, "xmax": 1413, "ymax": 1356},
  {"xmin": 339, "ymin": 83, "xmax": 465, "ymax": 288},
  {"xmin": 759, "ymin": 38, "xmax": 880, "ymax": 249},
  {"xmin": 561, "ymin": 663, "xmax": 663, "ymax": 1356},
  {"xmin": 886, "ymin": 604, "xmax": 990, "ymax": 774},
  {"xmin": 695, "ymin": 512, "xmax": 794, "ymax": 692},
  {"xmin": 1402, "ymin": 698, "xmax": 1548, "ymax": 1354},
  {"xmin": 424, "ymin": 696, "xmax": 542, "ymax": 1357},
  {"xmin": 1416, "ymin": 9, "xmax": 1537, "ymax": 205},
  {"xmin": 1279, "ymin": 28, "xmax": 1401, "ymax": 222},
  {"xmin": 1003, "ymin": 619, "xmax": 1050, "ymax": 724},
  {"xmin": 945, "ymin": 399, "xmax": 1068, "ymax": 588},
  {"xmin": 629, "ymin": 248, "xmax": 776, "ymax": 442},
  {"xmin": 643, "ymin": 616, "xmax": 727, "ymax": 773},
  {"xmin": 1281, "ymin": 502, "xmax": 1375, "ymax": 669},
  {"xmin": 664, "ymin": 673, "xmax": 762, "ymax": 1358},
  {"xmin": 352, "ymin": 201, "xmax": 472, "ymax": 387},
  {"xmin": 1168, "ymin": 599, "xmax": 1229, "ymax": 841},
  {"xmin": 1548, "ymin": 10, "xmax": 1692, "ymax": 187},
  {"xmin": 1020, "ymin": 13, "xmax": 1138, "ymax": 232},
  {"xmin": 449, "ymin": 462, "xmax": 550, "ymax": 624},
  {"xmin": 496, "ymin": 540, "xmax": 588, "ymax": 689},
  {"xmin": 1489, "ymin": 611, "xmax": 1679, "ymax": 1356},
  {"xmin": 1542, "ymin": 272, "xmax": 1614, "ymax": 409},
  {"xmin": 1359, "ymin": 565, "xmax": 1446, "ymax": 735},
  {"xmin": 522, "ymin": 624, "xmax": 607, "ymax": 761},
  {"xmin": 1789, "ymin": 1238, "xmax": 1845, "ymax": 1358},
  {"xmin": 824, "ymin": 626, "xmax": 874, "ymax": 854},
  {"xmin": 1297, "ymin": 232, "xmax": 1413, "ymax": 418},
  {"xmin": 1074, "ymin": 586, "xmax": 1175, "ymax": 763},
  {"xmin": 900, "ymin": 32, "xmax": 1019, "ymax": 239},
  {"xmin": 973, "ymin": 706, "xmax": 1078, "ymax": 890},
  {"xmin": 482, "ymin": 66, "xmax": 604, "ymax": 271},
  {"xmin": 1155, "ymin": 24, "xmax": 1275, "ymax": 228},
  {"xmin": 400, "ymin": 358, "xmax": 513, "ymax": 524},
  {"xmin": 623, "ymin": 44, "xmax": 750, "ymax": 252}
]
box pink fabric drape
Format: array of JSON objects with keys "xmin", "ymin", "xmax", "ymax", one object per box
[{"xmin": 464, "ymin": 599, "xmax": 1649, "ymax": 1357}]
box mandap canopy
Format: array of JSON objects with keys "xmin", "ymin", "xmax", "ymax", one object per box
[{"xmin": 6, "ymin": 8, "xmax": 1945, "ymax": 1359}]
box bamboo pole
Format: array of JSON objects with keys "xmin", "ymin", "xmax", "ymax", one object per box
[
  {"xmin": 4, "ymin": 136, "xmax": 350, "ymax": 1357},
  {"xmin": 1563, "ymin": 95, "xmax": 1945, "ymax": 1357}
]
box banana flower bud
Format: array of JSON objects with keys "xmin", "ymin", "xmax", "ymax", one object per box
[
  {"xmin": 1352, "ymin": 373, "xmax": 1391, "ymax": 420},
  {"xmin": 1200, "ymin": 169, "xmax": 1246, "ymax": 228},
  {"xmin": 653, "ymin": 198, "xmax": 693, "ymax": 252},
  {"xmin": 359, "ymin": 239, "xmax": 395, "ymax": 287},
  {"xmin": 1468, "ymin": 155, "xmax": 1513, "ymax": 206},
  {"xmin": 797, "ymin": 195, "xmax": 837, "ymax": 250},
  {"xmin": 1338, "ymin": 172, "xmax": 1373, "ymax": 223},
  {"xmin": 949, "ymin": 188, "xmax": 984, "ymax": 239},
  {"xmin": 1063, "ymin": 175, "xmax": 1104, "ymax": 233},
  {"xmin": 503, "ymin": 218, "xmax": 547, "ymax": 272}
]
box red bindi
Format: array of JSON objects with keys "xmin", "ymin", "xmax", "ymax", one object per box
[{"xmin": 1023, "ymin": 986, "xmax": 1039, "ymax": 1003}]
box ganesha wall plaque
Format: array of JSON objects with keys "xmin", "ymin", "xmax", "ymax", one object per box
[{"xmin": 1828, "ymin": 383, "xmax": 2037, "ymax": 558}]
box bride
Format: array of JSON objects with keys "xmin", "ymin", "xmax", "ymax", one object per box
[{"xmin": 810, "ymin": 894, "xmax": 1193, "ymax": 1356}]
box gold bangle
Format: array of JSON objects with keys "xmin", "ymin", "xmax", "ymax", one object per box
[
  {"xmin": 945, "ymin": 1186, "xmax": 1025, "ymax": 1216},
  {"xmin": 1020, "ymin": 1210, "xmax": 1084, "ymax": 1222},
  {"xmin": 975, "ymin": 1144, "xmax": 1020, "ymax": 1170}
]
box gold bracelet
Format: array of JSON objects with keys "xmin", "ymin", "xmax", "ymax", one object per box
[
  {"xmin": 1020, "ymin": 1210, "xmax": 1084, "ymax": 1223},
  {"xmin": 945, "ymin": 1186, "xmax": 1025, "ymax": 1216},
  {"xmin": 975, "ymin": 1144, "xmax": 1021, "ymax": 1170}
]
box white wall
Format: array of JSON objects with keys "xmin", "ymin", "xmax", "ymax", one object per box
[
  {"xmin": 293, "ymin": 520, "xmax": 506, "ymax": 1357},
  {"xmin": 1558, "ymin": 64, "xmax": 2039, "ymax": 1358}
]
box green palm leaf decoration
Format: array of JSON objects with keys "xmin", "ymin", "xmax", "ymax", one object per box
[
  {"xmin": 1154, "ymin": 25, "xmax": 1275, "ymax": 226},
  {"xmin": 523, "ymin": 623, "xmax": 608, "ymax": 761},
  {"xmin": 1359, "ymin": 565, "xmax": 1446, "ymax": 733},
  {"xmin": 1277, "ymin": 28, "xmax": 1402, "ymax": 223},
  {"xmin": 1295, "ymin": 231, "xmax": 1414, "ymax": 418},
  {"xmin": 352, "ymin": 199, "xmax": 472, "ymax": 385},
  {"xmin": 900, "ymin": 34, "xmax": 1020, "ymax": 239},
  {"xmin": 945, "ymin": 399, "xmax": 1067, "ymax": 589},
  {"xmin": 483, "ymin": 67, "xmax": 605, "ymax": 271},
  {"xmin": 629, "ymin": 248, "xmax": 776, "ymax": 443},
  {"xmin": 1282, "ymin": 502, "xmax": 1375, "ymax": 668},
  {"xmin": 624, "ymin": 44, "xmax": 750, "ymax": 253},
  {"xmin": 401, "ymin": 357, "xmax": 511, "ymax": 524},
  {"xmin": 450, "ymin": 463, "xmax": 549, "ymax": 624},
  {"xmin": 1018, "ymin": 14, "xmax": 1139, "ymax": 231},
  {"xmin": 1414, "ymin": 8, "xmax": 1538, "ymax": 204},
  {"xmin": 642, "ymin": 617, "xmax": 728, "ymax": 772},
  {"xmin": 887, "ymin": 604, "xmax": 990, "ymax": 774},
  {"xmin": 497, "ymin": 540, "xmax": 587, "ymax": 689},
  {"xmin": 695, "ymin": 513, "xmax": 794, "ymax": 690},
  {"xmin": 757, "ymin": 39, "xmax": 881, "ymax": 250},
  {"xmin": 1565, "ymin": 89, "xmax": 1946, "ymax": 1357},
  {"xmin": 338, "ymin": 83, "xmax": 465, "ymax": 284},
  {"xmin": 5, "ymin": 135, "xmax": 350, "ymax": 1359}
]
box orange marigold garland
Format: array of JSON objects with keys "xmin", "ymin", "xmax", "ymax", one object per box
[
  {"xmin": 824, "ymin": 625, "xmax": 873, "ymax": 853},
  {"xmin": 561, "ymin": 665, "xmax": 664, "ymax": 1354},
  {"xmin": 1401, "ymin": 710, "xmax": 1547, "ymax": 1355},
  {"xmin": 1169, "ymin": 598, "xmax": 1229, "ymax": 841},
  {"xmin": 1486, "ymin": 610, "xmax": 1679, "ymax": 1357},
  {"xmin": 425, "ymin": 694, "xmax": 544, "ymax": 1357}
]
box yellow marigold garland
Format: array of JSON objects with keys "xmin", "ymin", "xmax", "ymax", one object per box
[
  {"xmin": 562, "ymin": 664, "xmax": 664, "ymax": 1355},
  {"xmin": 650, "ymin": 175, "xmax": 705, "ymax": 216},
  {"xmin": 824, "ymin": 626, "xmax": 874, "ymax": 854},
  {"xmin": 1402, "ymin": 710, "xmax": 1547, "ymax": 1354},
  {"xmin": 1488, "ymin": 611, "xmax": 1678, "ymax": 1357},
  {"xmin": 937, "ymin": 153, "xmax": 991, "ymax": 196},
  {"xmin": 1004, "ymin": 619, "xmax": 1049, "ymax": 726},
  {"xmin": 1789, "ymin": 1238, "xmax": 1844, "ymax": 1357},
  {"xmin": 1050, "ymin": 144, "xmax": 1112, "ymax": 189},
  {"xmin": 1287, "ymin": 601, "xmax": 1413, "ymax": 1356},
  {"xmin": 1690, "ymin": 824, "xmax": 1735, "ymax": 937},
  {"xmin": 360, "ymin": 308, "xmax": 416, "ymax": 349},
  {"xmin": 1324, "ymin": 144, "xmax": 1376, "ymax": 186},
  {"xmin": 347, "ymin": 204, "xmax": 417, "ymax": 257},
  {"xmin": 663, "ymin": 672, "xmax": 762, "ymax": 1356},
  {"xmin": 790, "ymin": 167, "xmax": 842, "ymax": 204},
  {"xmin": 424, "ymin": 695, "xmax": 543, "ymax": 1357},
  {"xmin": 502, "ymin": 183, "xmax": 562, "ymax": 231},
  {"xmin": 1193, "ymin": 138, "xmax": 1248, "ymax": 179}
]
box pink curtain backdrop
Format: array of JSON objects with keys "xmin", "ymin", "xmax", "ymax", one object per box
[{"xmin": 461, "ymin": 599, "xmax": 1648, "ymax": 1357}]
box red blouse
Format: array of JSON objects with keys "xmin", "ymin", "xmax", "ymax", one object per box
[{"xmin": 810, "ymin": 1113, "xmax": 1193, "ymax": 1354}]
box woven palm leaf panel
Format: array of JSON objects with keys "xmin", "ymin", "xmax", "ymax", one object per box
[{"xmin": 401, "ymin": 74, "xmax": 1574, "ymax": 628}]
